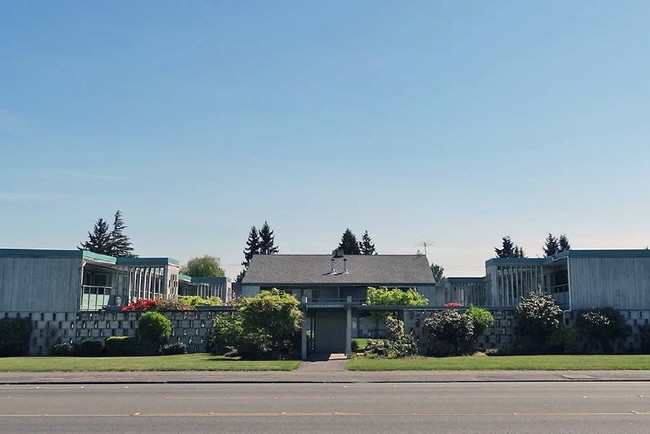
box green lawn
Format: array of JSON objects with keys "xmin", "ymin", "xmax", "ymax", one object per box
[
  {"xmin": 0, "ymin": 353, "xmax": 300, "ymax": 372},
  {"xmin": 346, "ymin": 354, "xmax": 650, "ymax": 371}
]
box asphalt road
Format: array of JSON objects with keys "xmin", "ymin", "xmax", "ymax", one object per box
[{"xmin": 1, "ymin": 382, "xmax": 649, "ymax": 433}]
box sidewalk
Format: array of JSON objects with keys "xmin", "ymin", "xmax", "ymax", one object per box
[{"xmin": 2, "ymin": 365, "xmax": 650, "ymax": 384}]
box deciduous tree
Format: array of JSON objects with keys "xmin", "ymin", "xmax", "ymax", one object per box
[
  {"xmin": 182, "ymin": 255, "xmax": 225, "ymax": 277},
  {"xmin": 430, "ymin": 263, "xmax": 445, "ymax": 284}
]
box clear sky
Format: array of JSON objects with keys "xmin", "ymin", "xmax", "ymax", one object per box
[{"xmin": 2, "ymin": 1, "xmax": 649, "ymax": 279}]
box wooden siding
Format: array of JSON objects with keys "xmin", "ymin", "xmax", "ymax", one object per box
[
  {"xmin": 569, "ymin": 257, "xmax": 650, "ymax": 309},
  {"xmin": 0, "ymin": 257, "xmax": 82, "ymax": 311}
]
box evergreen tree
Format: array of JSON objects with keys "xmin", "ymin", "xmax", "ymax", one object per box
[
  {"xmin": 337, "ymin": 228, "xmax": 360, "ymax": 255},
  {"xmin": 242, "ymin": 226, "xmax": 260, "ymax": 268},
  {"xmin": 258, "ymin": 221, "xmax": 279, "ymax": 255},
  {"xmin": 109, "ymin": 210, "xmax": 135, "ymax": 258},
  {"xmin": 358, "ymin": 230, "xmax": 376, "ymax": 255},
  {"xmin": 430, "ymin": 263, "xmax": 445, "ymax": 284},
  {"xmin": 543, "ymin": 233, "xmax": 559, "ymax": 257},
  {"xmin": 236, "ymin": 226, "xmax": 261, "ymax": 283},
  {"xmin": 79, "ymin": 218, "xmax": 112, "ymax": 255},
  {"xmin": 495, "ymin": 236, "xmax": 525, "ymax": 258},
  {"xmin": 558, "ymin": 234, "xmax": 571, "ymax": 253}
]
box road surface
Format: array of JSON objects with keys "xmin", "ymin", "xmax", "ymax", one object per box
[{"xmin": 1, "ymin": 382, "xmax": 649, "ymax": 433}]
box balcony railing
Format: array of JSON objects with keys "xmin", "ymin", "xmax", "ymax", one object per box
[{"xmin": 80, "ymin": 285, "xmax": 113, "ymax": 311}]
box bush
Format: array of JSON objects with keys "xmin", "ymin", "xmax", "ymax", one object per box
[
  {"xmin": 514, "ymin": 292, "xmax": 563, "ymax": 353},
  {"xmin": 364, "ymin": 315, "xmax": 418, "ymax": 358},
  {"xmin": 138, "ymin": 311, "xmax": 172, "ymax": 354},
  {"xmin": 206, "ymin": 312, "xmax": 244, "ymax": 355},
  {"xmin": 105, "ymin": 336, "xmax": 137, "ymax": 356},
  {"xmin": 576, "ymin": 308, "xmax": 628, "ymax": 354},
  {"xmin": 161, "ymin": 342, "xmax": 188, "ymax": 355},
  {"xmin": 366, "ymin": 287, "xmax": 429, "ymax": 307},
  {"xmin": 51, "ymin": 342, "xmax": 75, "ymax": 356},
  {"xmin": 0, "ymin": 318, "xmax": 32, "ymax": 357},
  {"xmin": 547, "ymin": 325, "xmax": 579, "ymax": 354},
  {"xmin": 351, "ymin": 338, "xmax": 370, "ymax": 353},
  {"xmin": 639, "ymin": 324, "xmax": 650, "ymax": 354},
  {"xmin": 238, "ymin": 289, "xmax": 302, "ymax": 359},
  {"xmin": 424, "ymin": 310, "xmax": 475, "ymax": 357},
  {"xmin": 179, "ymin": 296, "xmax": 223, "ymax": 307},
  {"xmin": 76, "ymin": 339, "xmax": 105, "ymax": 357},
  {"xmin": 466, "ymin": 306, "xmax": 494, "ymax": 336}
]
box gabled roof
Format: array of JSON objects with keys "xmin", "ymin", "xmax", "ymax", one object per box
[{"xmin": 242, "ymin": 254, "xmax": 435, "ymax": 286}]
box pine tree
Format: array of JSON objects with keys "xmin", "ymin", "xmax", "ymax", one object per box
[
  {"xmin": 558, "ymin": 234, "xmax": 571, "ymax": 253},
  {"xmin": 242, "ymin": 226, "xmax": 260, "ymax": 267},
  {"xmin": 258, "ymin": 221, "xmax": 279, "ymax": 255},
  {"xmin": 358, "ymin": 230, "xmax": 376, "ymax": 255},
  {"xmin": 109, "ymin": 210, "xmax": 135, "ymax": 258},
  {"xmin": 237, "ymin": 226, "xmax": 261, "ymax": 283},
  {"xmin": 543, "ymin": 233, "xmax": 559, "ymax": 257},
  {"xmin": 79, "ymin": 218, "xmax": 112, "ymax": 255},
  {"xmin": 337, "ymin": 229, "xmax": 360, "ymax": 255},
  {"xmin": 495, "ymin": 236, "xmax": 525, "ymax": 258}
]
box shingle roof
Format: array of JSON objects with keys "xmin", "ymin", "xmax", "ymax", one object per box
[{"xmin": 241, "ymin": 254, "xmax": 435, "ymax": 286}]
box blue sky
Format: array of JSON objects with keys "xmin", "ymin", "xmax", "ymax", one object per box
[{"xmin": 2, "ymin": 1, "xmax": 649, "ymax": 278}]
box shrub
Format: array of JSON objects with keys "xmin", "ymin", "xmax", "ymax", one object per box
[
  {"xmin": 51, "ymin": 342, "xmax": 75, "ymax": 356},
  {"xmin": 366, "ymin": 287, "xmax": 428, "ymax": 308},
  {"xmin": 179, "ymin": 296, "xmax": 223, "ymax": 307},
  {"xmin": 365, "ymin": 315, "xmax": 418, "ymax": 358},
  {"xmin": 351, "ymin": 338, "xmax": 370, "ymax": 353},
  {"xmin": 639, "ymin": 324, "xmax": 650, "ymax": 354},
  {"xmin": 547, "ymin": 325, "xmax": 579, "ymax": 354},
  {"xmin": 576, "ymin": 308, "xmax": 628, "ymax": 354},
  {"xmin": 161, "ymin": 342, "xmax": 188, "ymax": 355},
  {"xmin": 466, "ymin": 306, "xmax": 494, "ymax": 336},
  {"xmin": 138, "ymin": 311, "xmax": 172, "ymax": 354},
  {"xmin": 0, "ymin": 318, "xmax": 32, "ymax": 357},
  {"xmin": 76, "ymin": 339, "xmax": 105, "ymax": 357},
  {"xmin": 206, "ymin": 312, "xmax": 244, "ymax": 355},
  {"xmin": 514, "ymin": 292, "xmax": 563, "ymax": 353},
  {"xmin": 238, "ymin": 289, "xmax": 302, "ymax": 358},
  {"xmin": 105, "ymin": 336, "xmax": 137, "ymax": 356},
  {"xmin": 424, "ymin": 309, "xmax": 475, "ymax": 357},
  {"xmin": 121, "ymin": 299, "xmax": 161, "ymax": 312}
]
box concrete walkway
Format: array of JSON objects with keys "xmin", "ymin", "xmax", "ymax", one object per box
[{"xmin": 2, "ymin": 359, "xmax": 650, "ymax": 384}]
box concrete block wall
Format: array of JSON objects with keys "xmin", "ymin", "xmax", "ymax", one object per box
[
  {"xmin": 403, "ymin": 309, "xmax": 516, "ymax": 353},
  {"xmin": 74, "ymin": 310, "xmax": 219, "ymax": 353},
  {"xmin": 404, "ymin": 308, "xmax": 650, "ymax": 354},
  {"xmin": 1, "ymin": 311, "xmax": 77, "ymax": 356}
]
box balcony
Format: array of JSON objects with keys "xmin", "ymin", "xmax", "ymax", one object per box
[{"xmin": 80, "ymin": 285, "xmax": 113, "ymax": 311}]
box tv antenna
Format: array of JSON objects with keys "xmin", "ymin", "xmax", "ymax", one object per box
[{"xmin": 414, "ymin": 241, "xmax": 435, "ymax": 257}]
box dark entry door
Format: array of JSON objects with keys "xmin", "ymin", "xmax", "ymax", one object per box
[{"xmin": 314, "ymin": 310, "xmax": 346, "ymax": 353}]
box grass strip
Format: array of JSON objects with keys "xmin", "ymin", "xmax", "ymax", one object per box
[
  {"xmin": 346, "ymin": 354, "xmax": 650, "ymax": 371},
  {"xmin": 0, "ymin": 353, "xmax": 300, "ymax": 372}
]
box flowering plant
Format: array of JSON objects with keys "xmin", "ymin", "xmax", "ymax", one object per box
[
  {"xmin": 121, "ymin": 299, "xmax": 161, "ymax": 312},
  {"xmin": 444, "ymin": 302, "xmax": 462, "ymax": 308}
]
